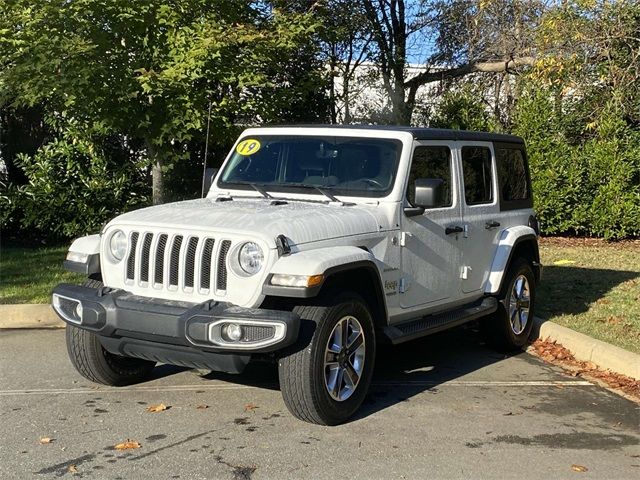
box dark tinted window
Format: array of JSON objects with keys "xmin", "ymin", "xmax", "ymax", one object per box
[
  {"xmin": 497, "ymin": 148, "xmax": 529, "ymax": 201},
  {"xmin": 407, "ymin": 146, "xmax": 452, "ymax": 207},
  {"xmin": 462, "ymin": 146, "xmax": 493, "ymax": 205}
]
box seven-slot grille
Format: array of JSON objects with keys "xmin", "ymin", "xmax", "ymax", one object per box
[{"xmin": 124, "ymin": 232, "xmax": 231, "ymax": 294}]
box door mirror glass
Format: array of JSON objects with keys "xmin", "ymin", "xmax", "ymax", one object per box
[
  {"xmin": 413, "ymin": 178, "xmax": 445, "ymax": 209},
  {"xmin": 202, "ymin": 167, "xmax": 218, "ymax": 197}
]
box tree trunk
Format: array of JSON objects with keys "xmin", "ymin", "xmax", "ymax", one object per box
[
  {"xmin": 148, "ymin": 141, "xmax": 164, "ymax": 205},
  {"xmin": 343, "ymin": 76, "xmax": 351, "ymax": 124}
]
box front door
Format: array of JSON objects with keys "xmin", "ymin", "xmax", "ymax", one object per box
[{"xmin": 400, "ymin": 141, "xmax": 463, "ymax": 309}]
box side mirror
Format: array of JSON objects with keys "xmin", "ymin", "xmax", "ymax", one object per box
[
  {"xmin": 405, "ymin": 178, "xmax": 445, "ymax": 217},
  {"xmin": 202, "ymin": 168, "xmax": 218, "ymax": 197},
  {"xmin": 414, "ymin": 178, "xmax": 444, "ymax": 208}
]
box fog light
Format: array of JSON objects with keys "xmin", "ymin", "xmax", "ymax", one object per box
[
  {"xmin": 75, "ymin": 302, "xmax": 83, "ymax": 321},
  {"xmin": 222, "ymin": 323, "xmax": 243, "ymax": 342}
]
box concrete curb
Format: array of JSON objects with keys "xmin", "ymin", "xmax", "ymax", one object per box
[
  {"xmin": 1, "ymin": 305, "xmax": 638, "ymax": 380},
  {"xmin": 0, "ymin": 304, "xmax": 64, "ymax": 329},
  {"xmin": 532, "ymin": 317, "xmax": 640, "ymax": 381}
]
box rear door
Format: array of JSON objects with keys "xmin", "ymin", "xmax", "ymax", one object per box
[{"xmin": 458, "ymin": 142, "xmax": 502, "ymax": 294}]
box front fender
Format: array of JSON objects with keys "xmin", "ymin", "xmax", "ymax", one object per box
[
  {"xmin": 63, "ymin": 234, "xmax": 101, "ymax": 275},
  {"xmin": 484, "ymin": 226, "xmax": 538, "ymax": 294},
  {"xmin": 263, "ymin": 246, "xmax": 381, "ymax": 298}
]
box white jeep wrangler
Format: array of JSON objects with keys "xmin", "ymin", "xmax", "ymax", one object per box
[{"xmin": 53, "ymin": 126, "xmax": 541, "ymax": 425}]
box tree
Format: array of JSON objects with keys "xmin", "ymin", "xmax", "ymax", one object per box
[
  {"xmin": 361, "ymin": 0, "xmax": 542, "ymax": 124},
  {"xmin": 0, "ymin": 0, "xmax": 323, "ymax": 204},
  {"xmin": 512, "ymin": 0, "xmax": 639, "ymax": 239}
]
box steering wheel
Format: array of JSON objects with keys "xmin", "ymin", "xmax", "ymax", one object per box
[{"xmin": 363, "ymin": 178, "xmax": 384, "ymax": 189}]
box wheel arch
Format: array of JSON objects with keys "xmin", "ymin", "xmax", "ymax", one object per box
[
  {"xmin": 262, "ymin": 246, "xmax": 389, "ymax": 330},
  {"xmin": 319, "ymin": 262, "xmax": 388, "ymax": 332},
  {"xmin": 484, "ymin": 226, "xmax": 541, "ymax": 295}
]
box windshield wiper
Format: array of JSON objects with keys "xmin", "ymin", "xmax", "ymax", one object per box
[
  {"xmin": 312, "ymin": 186, "xmax": 341, "ymax": 203},
  {"xmin": 246, "ymin": 183, "xmax": 272, "ymax": 199},
  {"xmin": 284, "ymin": 183, "xmax": 343, "ymax": 203}
]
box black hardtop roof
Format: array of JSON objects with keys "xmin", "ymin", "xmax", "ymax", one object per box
[{"xmin": 262, "ymin": 124, "xmax": 524, "ymax": 144}]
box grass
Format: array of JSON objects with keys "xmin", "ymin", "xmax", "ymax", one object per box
[
  {"xmin": 537, "ymin": 237, "xmax": 640, "ymax": 354},
  {"xmin": 0, "ymin": 246, "xmax": 84, "ymax": 304},
  {"xmin": 1, "ymin": 237, "xmax": 639, "ymax": 353}
]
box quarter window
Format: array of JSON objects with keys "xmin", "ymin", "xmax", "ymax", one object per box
[
  {"xmin": 462, "ymin": 146, "xmax": 493, "ymax": 205},
  {"xmin": 407, "ymin": 146, "xmax": 453, "ymax": 207},
  {"xmin": 497, "ymin": 148, "xmax": 530, "ymax": 201}
]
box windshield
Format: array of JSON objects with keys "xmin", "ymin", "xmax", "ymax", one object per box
[{"xmin": 217, "ymin": 135, "xmax": 402, "ymax": 198}]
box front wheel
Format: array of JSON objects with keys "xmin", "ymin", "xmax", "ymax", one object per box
[
  {"xmin": 483, "ymin": 257, "xmax": 536, "ymax": 351},
  {"xmin": 278, "ymin": 294, "xmax": 376, "ymax": 425},
  {"xmin": 65, "ymin": 278, "xmax": 156, "ymax": 386},
  {"xmin": 66, "ymin": 324, "xmax": 156, "ymax": 386}
]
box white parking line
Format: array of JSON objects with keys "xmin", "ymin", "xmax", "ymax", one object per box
[{"xmin": 0, "ymin": 380, "xmax": 594, "ymax": 396}]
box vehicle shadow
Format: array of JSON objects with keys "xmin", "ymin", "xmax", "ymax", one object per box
[
  {"xmin": 201, "ymin": 323, "xmax": 521, "ymax": 422},
  {"xmin": 536, "ymin": 266, "xmax": 638, "ymax": 318},
  {"xmin": 353, "ymin": 324, "xmax": 518, "ymax": 421}
]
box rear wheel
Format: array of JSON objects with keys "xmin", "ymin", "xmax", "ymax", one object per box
[
  {"xmin": 278, "ymin": 293, "xmax": 376, "ymax": 425},
  {"xmin": 65, "ymin": 278, "xmax": 156, "ymax": 386},
  {"xmin": 483, "ymin": 257, "xmax": 536, "ymax": 351}
]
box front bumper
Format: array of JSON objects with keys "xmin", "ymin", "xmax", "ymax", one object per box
[{"xmin": 52, "ymin": 284, "xmax": 300, "ymax": 374}]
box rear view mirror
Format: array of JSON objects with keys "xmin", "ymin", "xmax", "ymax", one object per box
[
  {"xmin": 414, "ymin": 178, "xmax": 445, "ymax": 209},
  {"xmin": 202, "ymin": 168, "xmax": 218, "ymax": 197}
]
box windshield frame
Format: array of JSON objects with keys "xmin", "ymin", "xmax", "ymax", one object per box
[{"xmin": 215, "ymin": 135, "xmax": 403, "ymax": 199}]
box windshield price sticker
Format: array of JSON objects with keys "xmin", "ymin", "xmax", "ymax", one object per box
[{"xmin": 236, "ymin": 139, "xmax": 261, "ymax": 156}]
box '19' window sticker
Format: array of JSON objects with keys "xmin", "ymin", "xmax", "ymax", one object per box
[{"xmin": 236, "ymin": 139, "xmax": 261, "ymax": 156}]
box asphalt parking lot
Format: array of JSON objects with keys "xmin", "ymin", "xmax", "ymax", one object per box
[{"xmin": 0, "ymin": 326, "xmax": 638, "ymax": 479}]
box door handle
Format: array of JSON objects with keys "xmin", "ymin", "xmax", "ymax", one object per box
[
  {"xmin": 445, "ymin": 225, "xmax": 464, "ymax": 235},
  {"xmin": 485, "ymin": 220, "xmax": 501, "ymax": 229}
]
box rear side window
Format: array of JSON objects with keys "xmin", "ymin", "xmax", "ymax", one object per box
[
  {"xmin": 407, "ymin": 146, "xmax": 453, "ymax": 207},
  {"xmin": 461, "ymin": 146, "xmax": 493, "ymax": 205},
  {"xmin": 496, "ymin": 147, "xmax": 530, "ymax": 202}
]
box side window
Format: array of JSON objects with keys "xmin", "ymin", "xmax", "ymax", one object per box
[
  {"xmin": 461, "ymin": 146, "xmax": 493, "ymax": 205},
  {"xmin": 496, "ymin": 147, "xmax": 530, "ymax": 202},
  {"xmin": 407, "ymin": 146, "xmax": 453, "ymax": 207}
]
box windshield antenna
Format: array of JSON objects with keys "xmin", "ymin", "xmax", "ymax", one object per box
[{"xmin": 201, "ymin": 98, "xmax": 213, "ymax": 197}]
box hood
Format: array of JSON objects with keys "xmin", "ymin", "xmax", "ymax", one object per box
[{"xmin": 107, "ymin": 198, "xmax": 382, "ymax": 247}]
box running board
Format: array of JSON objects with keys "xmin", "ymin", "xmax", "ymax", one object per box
[{"xmin": 383, "ymin": 297, "xmax": 498, "ymax": 345}]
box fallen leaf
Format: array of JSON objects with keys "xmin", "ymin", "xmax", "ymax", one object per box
[
  {"xmin": 571, "ymin": 464, "xmax": 588, "ymax": 472},
  {"xmin": 68, "ymin": 465, "xmax": 78, "ymax": 473},
  {"xmin": 39, "ymin": 437, "xmax": 53, "ymax": 445},
  {"xmin": 196, "ymin": 404, "xmax": 209, "ymax": 410},
  {"xmin": 244, "ymin": 403, "xmax": 259, "ymax": 412},
  {"xmin": 114, "ymin": 440, "xmax": 141, "ymax": 450},
  {"xmin": 554, "ymin": 259, "xmax": 576, "ymax": 265},
  {"xmin": 146, "ymin": 403, "xmax": 168, "ymax": 413}
]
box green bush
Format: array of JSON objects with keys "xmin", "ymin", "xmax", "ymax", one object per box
[
  {"xmin": 12, "ymin": 134, "xmax": 150, "ymax": 240},
  {"xmin": 514, "ymin": 89, "xmax": 640, "ymax": 239},
  {"xmin": 427, "ymin": 87, "xmax": 498, "ymax": 132}
]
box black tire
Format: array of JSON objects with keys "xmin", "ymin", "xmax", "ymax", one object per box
[
  {"xmin": 483, "ymin": 257, "xmax": 536, "ymax": 351},
  {"xmin": 65, "ymin": 279, "xmax": 156, "ymax": 386},
  {"xmin": 278, "ymin": 293, "xmax": 376, "ymax": 425}
]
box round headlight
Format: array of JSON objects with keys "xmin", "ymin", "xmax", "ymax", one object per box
[
  {"xmin": 238, "ymin": 242, "xmax": 264, "ymax": 275},
  {"xmin": 109, "ymin": 230, "xmax": 128, "ymax": 261}
]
